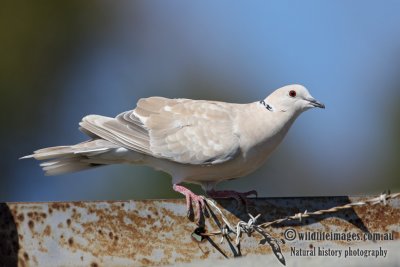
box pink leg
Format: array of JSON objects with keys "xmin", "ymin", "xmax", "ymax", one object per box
[
  {"xmin": 173, "ymin": 184, "xmax": 205, "ymax": 222},
  {"xmin": 207, "ymin": 189, "xmax": 257, "ymax": 209}
]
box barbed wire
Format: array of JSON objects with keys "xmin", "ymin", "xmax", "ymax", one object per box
[
  {"xmin": 198, "ymin": 191, "xmax": 400, "ymax": 265},
  {"xmin": 258, "ymin": 191, "xmax": 400, "ymax": 228}
]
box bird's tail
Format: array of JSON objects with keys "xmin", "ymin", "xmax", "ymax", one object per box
[{"xmin": 21, "ymin": 139, "xmax": 121, "ymax": 176}]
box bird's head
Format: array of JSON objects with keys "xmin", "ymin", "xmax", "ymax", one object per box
[{"xmin": 264, "ymin": 84, "xmax": 325, "ymax": 114}]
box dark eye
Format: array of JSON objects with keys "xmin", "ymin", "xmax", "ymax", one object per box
[{"xmin": 289, "ymin": 90, "xmax": 296, "ymax": 97}]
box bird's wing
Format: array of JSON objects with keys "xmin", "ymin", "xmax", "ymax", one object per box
[
  {"xmin": 79, "ymin": 97, "xmax": 240, "ymax": 165},
  {"xmin": 79, "ymin": 113, "xmax": 151, "ymax": 155},
  {"xmin": 139, "ymin": 97, "xmax": 240, "ymax": 164}
]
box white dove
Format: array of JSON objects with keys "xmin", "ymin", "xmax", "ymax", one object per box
[{"xmin": 22, "ymin": 84, "xmax": 324, "ymax": 220}]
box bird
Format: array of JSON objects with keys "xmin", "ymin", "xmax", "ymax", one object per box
[{"xmin": 22, "ymin": 84, "xmax": 324, "ymax": 221}]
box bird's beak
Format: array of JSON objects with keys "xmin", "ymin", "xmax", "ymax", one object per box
[{"xmin": 307, "ymin": 98, "xmax": 325, "ymax": 109}]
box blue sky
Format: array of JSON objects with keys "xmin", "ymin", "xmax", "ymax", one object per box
[{"xmin": 7, "ymin": 1, "xmax": 400, "ymax": 201}]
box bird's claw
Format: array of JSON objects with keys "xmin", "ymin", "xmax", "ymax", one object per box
[{"xmin": 173, "ymin": 184, "xmax": 205, "ymax": 224}]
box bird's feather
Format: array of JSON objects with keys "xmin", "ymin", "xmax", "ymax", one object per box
[
  {"xmin": 79, "ymin": 97, "xmax": 241, "ymax": 165},
  {"xmin": 144, "ymin": 98, "xmax": 240, "ymax": 164},
  {"xmin": 22, "ymin": 139, "xmax": 120, "ymax": 175}
]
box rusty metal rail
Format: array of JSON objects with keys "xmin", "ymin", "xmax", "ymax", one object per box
[{"xmin": 1, "ymin": 196, "xmax": 399, "ymax": 266}]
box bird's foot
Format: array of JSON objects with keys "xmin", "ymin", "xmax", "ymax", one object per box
[
  {"xmin": 206, "ymin": 189, "xmax": 258, "ymax": 211},
  {"xmin": 173, "ymin": 184, "xmax": 205, "ymax": 223}
]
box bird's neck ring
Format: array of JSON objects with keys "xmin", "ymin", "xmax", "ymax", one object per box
[{"xmin": 259, "ymin": 100, "xmax": 274, "ymax": 112}]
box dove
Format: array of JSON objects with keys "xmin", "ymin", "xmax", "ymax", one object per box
[{"xmin": 22, "ymin": 84, "xmax": 324, "ymax": 221}]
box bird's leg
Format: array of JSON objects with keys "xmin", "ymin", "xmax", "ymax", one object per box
[
  {"xmin": 206, "ymin": 189, "xmax": 258, "ymax": 210},
  {"xmin": 173, "ymin": 184, "xmax": 205, "ymax": 222}
]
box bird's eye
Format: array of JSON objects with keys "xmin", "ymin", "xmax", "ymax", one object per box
[{"xmin": 289, "ymin": 90, "xmax": 296, "ymax": 97}]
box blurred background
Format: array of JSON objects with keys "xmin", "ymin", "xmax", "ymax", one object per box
[{"xmin": 1, "ymin": 1, "xmax": 399, "ymax": 202}]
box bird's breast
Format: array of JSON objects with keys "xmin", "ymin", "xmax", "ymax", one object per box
[{"xmin": 232, "ymin": 107, "xmax": 296, "ymax": 175}]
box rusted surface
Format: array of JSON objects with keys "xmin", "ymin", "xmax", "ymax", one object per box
[{"xmin": 0, "ymin": 196, "xmax": 399, "ymax": 266}]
